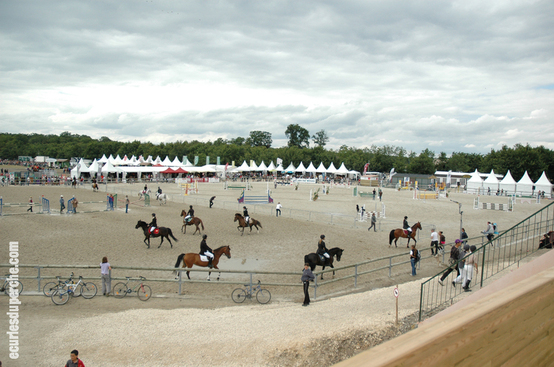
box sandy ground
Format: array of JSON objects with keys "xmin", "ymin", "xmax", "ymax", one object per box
[{"xmin": 0, "ymin": 180, "xmax": 549, "ymax": 366}]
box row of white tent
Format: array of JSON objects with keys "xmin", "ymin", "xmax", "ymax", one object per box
[
  {"xmin": 467, "ymin": 169, "xmax": 552, "ymax": 197},
  {"xmin": 233, "ymin": 160, "xmax": 357, "ymax": 175},
  {"xmin": 96, "ymin": 154, "xmax": 191, "ymax": 166}
]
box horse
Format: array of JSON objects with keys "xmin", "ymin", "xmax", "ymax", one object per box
[
  {"xmin": 92, "ymin": 182, "xmax": 99, "ymax": 192},
  {"xmin": 180, "ymin": 210, "xmax": 205, "ymax": 235},
  {"xmin": 304, "ymin": 247, "xmax": 344, "ymax": 280},
  {"xmin": 71, "ymin": 179, "xmax": 77, "ymax": 189},
  {"xmin": 156, "ymin": 193, "xmax": 167, "ymax": 205},
  {"xmin": 138, "ymin": 189, "xmax": 151, "ymax": 200},
  {"xmin": 174, "ymin": 245, "xmax": 231, "ymax": 281},
  {"xmin": 135, "ymin": 220, "xmax": 178, "ymax": 249},
  {"xmin": 389, "ymin": 221, "xmax": 422, "ymax": 248},
  {"xmin": 234, "ymin": 213, "xmax": 262, "ymax": 235}
]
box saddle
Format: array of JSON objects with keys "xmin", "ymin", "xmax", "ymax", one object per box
[
  {"xmin": 199, "ymin": 255, "xmax": 209, "ymax": 262},
  {"xmin": 149, "ymin": 227, "xmax": 159, "ymax": 235},
  {"xmin": 318, "ymin": 254, "xmax": 327, "ymax": 263},
  {"xmin": 186, "ymin": 216, "xmax": 193, "ymax": 223},
  {"xmin": 404, "ymin": 230, "xmax": 412, "ymax": 236}
]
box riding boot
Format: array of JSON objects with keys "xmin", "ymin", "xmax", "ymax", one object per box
[
  {"xmin": 464, "ymin": 280, "xmax": 472, "ymax": 292},
  {"xmin": 208, "ymin": 258, "xmax": 213, "ymax": 269}
]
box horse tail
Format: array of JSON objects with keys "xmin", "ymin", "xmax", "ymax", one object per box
[
  {"xmin": 168, "ymin": 228, "xmax": 178, "ymax": 242},
  {"xmin": 304, "ymin": 254, "xmax": 311, "ymax": 265},
  {"xmin": 174, "ymin": 253, "xmax": 185, "ymax": 268},
  {"xmin": 200, "ymin": 219, "xmax": 204, "ymax": 230},
  {"xmin": 389, "ymin": 230, "xmax": 395, "ymax": 245},
  {"xmin": 257, "ymin": 220, "xmax": 262, "ymax": 228}
]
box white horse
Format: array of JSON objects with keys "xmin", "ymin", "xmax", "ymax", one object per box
[
  {"xmin": 138, "ymin": 188, "xmax": 151, "ymax": 200},
  {"xmin": 156, "ymin": 193, "xmax": 168, "ymax": 205}
]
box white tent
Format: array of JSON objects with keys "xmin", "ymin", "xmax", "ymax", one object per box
[
  {"xmin": 114, "ymin": 155, "xmax": 124, "ymax": 165},
  {"xmin": 182, "ymin": 157, "xmax": 194, "ymax": 166},
  {"xmin": 101, "ymin": 160, "xmax": 122, "ymax": 173},
  {"xmin": 306, "ymin": 162, "xmax": 317, "ymax": 173},
  {"xmin": 98, "ymin": 154, "xmax": 109, "ymax": 163},
  {"xmin": 171, "ymin": 157, "xmax": 182, "ymax": 166},
  {"xmin": 249, "ymin": 161, "xmax": 259, "ymax": 171},
  {"xmin": 517, "ymin": 171, "xmax": 534, "ymax": 197},
  {"xmin": 316, "ymin": 162, "xmax": 327, "ymax": 173},
  {"xmin": 107, "ymin": 154, "xmax": 116, "ymax": 164},
  {"xmin": 466, "ymin": 169, "xmax": 483, "ymax": 194},
  {"xmin": 257, "ymin": 161, "xmax": 268, "ymax": 171},
  {"xmin": 534, "ymin": 172, "xmax": 552, "ymax": 198},
  {"xmin": 161, "ymin": 156, "xmax": 172, "ymax": 166},
  {"xmin": 284, "ymin": 163, "xmax": 296, "ymax": 173},
  {"xmin": 499, "ymin": 170, "xmax": 517, "ymax": 195},
  {"xmin": 236, "ymin": 161, "xmax": 251, "ymax": 172},
  {"xmin": 88, "ymin": 159, "xmax": 101, "ymax": 176},
  {"xmin": 326, "ymin": 162, "xmax": 338, "ymax": 174},
  {"xmin": 145, "ymin": 156, "xmax": 153, "ymax": 164},
  {"xmin": 483, "ymin": 169, "xmax": 500, "ymax": 193},
  {"xmin": 77, "ymin": 158, "xmax": 89, "ymax": 173},
  {"xmin": 295, "ymin": 162, "xmax": 307, "ymax": 172},
  {"xmin": 336, "ymin": 162, "xmax": 349, "ymax": 175},
  {"xmin": 267, "ymin": 162, "xmax": 276, "ymax": 171},
  {"xmin": 153, "ymin": 156, "xmax": 162, "ymax": 165},
  {"xmin": 275, "ymin": 163, "xmax": 284, "ymax": 172}
]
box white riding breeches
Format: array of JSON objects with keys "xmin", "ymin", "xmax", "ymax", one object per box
[
  {"xmin": 323, "ymin": 253, "xmax": 330, "ymax": 258},
  {"xmin": 204, "ymin": 251, "xmax": 214, "ymax": 259}
]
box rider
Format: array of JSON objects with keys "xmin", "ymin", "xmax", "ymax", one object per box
[
  {"xmin": 316, "ymin": 235, "xmax": 330, "ymax": 263},
  {"xmin": 149, "ymin": 213, "xmax": 157, "ymax": 233},
  {"xmin": 243, "ymin": 206, "xmax": 250, "ymax": 225},
  {"xmin": 156, "ymin": 186, "xmax": 162, "ymax": 199},
  {"xmin": 199, "ymin": 234, "xmax": 214, "ymax": 268},
  {"xmin": 143, "ymin": 183, "xmax": 148, "ymax": 194},
  {"xmin": 184, "ymin": 205, "xmax": 194, "ymax": 223},
  {"xmin": 403, "ymin": 216, "xmax": 412, "ymax": 236}
]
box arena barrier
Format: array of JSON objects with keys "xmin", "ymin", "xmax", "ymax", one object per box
[
  {"xmin": 473, "ymin": 196, "xmax": 514, "ymax": 212},
  {"xmin": 41, "ymin": 196, "xmax": 50, "ymax": 214},
  {"xmin": 0, "ymin": 197, "xmax": 2, "ymax": 216},
  {"xmin": 180, "ymin": 181, "xmax": 198, "ymax": 195},
  {"xmin": 237, "ymin": 189, "xmax": 274, "ymax": 204},
  {"xmin": 144, "ymin": 193, "xmax": 150, "ymax": 207},
  {"xmin": 224, "ymin": 181, "xmax": 250, "ymax": 190},
  {"xmin": 413, "ymin": 189, "xmax": 438, "ymax": 200}
]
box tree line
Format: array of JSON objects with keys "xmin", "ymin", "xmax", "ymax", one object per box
[{"xmin": 0, "ymin": 130, "xmax": 553, "ymax": 182}]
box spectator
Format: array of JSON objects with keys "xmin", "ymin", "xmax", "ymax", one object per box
[
  {"xmin": 378, "ymin": 188, "xmax": 383, "ymax": 201},
  {"xmin": 438, "ymin": 239, "xmax": 462, "ymax": 286},
  {"xmin": 125, "ymin": 195, "xmax": 129, "ymax": 213},
  {"xmin": 301, "ymin": 263, "xmax": 315, "ymax": 306},
  {"xmin": 65, "ymin": 349, "xmax": 85, "ymax": 367},
  {"xmin": 372, "ymin": 188, "xmax": 376, "ymax": 200},
  {"xmin": 276, "ymin": 202, "xmax": 282, "ymax": 217},
  {"xmin": 209, "ymin": 196, "xmax": 216, "ymax": 208},
  {"xmin": 439, "ymin": 231, "xmax": 446, "ymax": 252},
  {"xmin": 72, "ymin": 196, "xmax": 78, "ymax": 213},
  {"xmin": 462, "ymin": 245, "xmax": 479, "ymax": 292},
  {"xmin": 430, "ymin": 228, "xmax": 439, "ymax": 256},
  {"xmin": 453, "ymin": 244, "xmax": 468, "ymax": 287},
  {"xmin": 482, "ymin": 221, "xmax": 494, "ymax": 242},
  {"xmin": 409, "ymin": 244, "xmax": 418, "ymax": 276},
  {"xmin": 101, "ymin": 257, "xmax": 112, "ymax": 296},
  {"xmin": 27, "ymin": 196, "xmax": 33, "ymax": 212},
  {"xmin": 368, "ymin": 213, "xmax": 377, "ymax": 232},
  {"xmin": 461, "ymin": 228, "xmax": 469, "ymax": 245},
  {"xmin": 60, "ymin": 195, "xmax": 65, "ymax": 214}
]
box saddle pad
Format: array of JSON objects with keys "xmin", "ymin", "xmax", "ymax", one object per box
[{"xmin": 199, "ymin": 255, "xmax": 208, "ymax": 262}]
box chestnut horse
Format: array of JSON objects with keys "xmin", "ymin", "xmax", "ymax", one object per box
[
  {"xmin": 180, "ymin": 209, "xmax": 205, "ymax": 235},
  {"xmin": 135, "ymin": 220, "xmax": 178, "ymax": 249},
  {"xmin": 234, "ymin": 213, "xmax": 262, "ymax": 235},
  {"xmin": 389, "ymin": 221, "xmax": 422, "ymax": 248},
  {"xmin": 174, "ymin": 245, "xmax": 231, "ymax": 281}
]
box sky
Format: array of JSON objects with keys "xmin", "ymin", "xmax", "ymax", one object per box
[{"xmin": 1, "ymin": 0, "xmax": 553, "ymax": 154}]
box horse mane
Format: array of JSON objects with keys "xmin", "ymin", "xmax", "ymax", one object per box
[
  {"xmin": 235, "ymin": 213, "xmax": 243, "ymax": 217},
  {"xmin": 329, "ymin": 247, "xmax": 342, "ymax": 253},
  {"xmin": 213, "ymin": 245, "xmax": 228, "ymax": 252}
]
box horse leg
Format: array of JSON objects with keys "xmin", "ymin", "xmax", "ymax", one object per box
[
  {"xmin": 321, "ymin": 265, "xmax": 325, "ymax": 280},
  {"xmin": 167, "ymin": 236, "xmax": 173, "ymax": 249},
  {"xmin": 158, "ymin": 236, "xmax": 164, "ymax": 249},
  {"xmin": 187, "ymin": 271, "xmax": 191, "ymax": 280},
  {"xmin": 331, "ymin": 263, "xmax": 335, "ymax": 277},
  {"xmin": 144, "ymin": 237, "xmax": 150, "ymax": 249},
  {"xmin": 181, "ymin": 224, "xmax": 185, "ymax": 234},
  {"xmin": 207, "ymin": 271, "xmax": 211, "ymax": 281}
]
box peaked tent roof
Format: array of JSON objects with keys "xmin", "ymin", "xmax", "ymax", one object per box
[
  {"xmin": 88, "ymin": 159, "xmax": 100, "ymax": 173},
  {"xmin": 114, "ymin": 155, "xmax": 123, "ymax": 165},
  {"xmin": 249, "ymin": 161, "xmax": 259, "ymax": 171},
  {"xmin": 326, "ymin": 162, "xmax": 338, "ymax": 174},
  {"xmin": 500, "ymin": 170, "xmax": 516, "ymax": 184},
  {"xmin": 316, "ymin": 162, "xmax": 327, "ymax": 173},
  {"xmin": 284, "ymin": 163, "xmax": 296, "ymax": 173},
  {"xmin": 98, "ymin": 154, "xmax": 109, "ymax": 163},
  {"xmin": 535, "ymin": 171, "xmax": 552, "ymax": 186},
  {"xmin": 77, "ymin": 158, "xmax": 90, "ymax": 173},
  {"xmin": 101, "ymin": 160, "xmax": 122, "ymax": 173},
  {"xmin": 182, "ymin": 157, "xmax": 194, "ymax": 166},
  {"xmin": 258, "ymin": 161, "xmax": 268, "ymax": 171},
  {"xmin": 337, "ymin": 162, "xmax": 349, "ymax": 175},
  {"xmin": 517, "ymin": 171, "xmax": 534, "ymax": 185},
  {"xmin": 295, "ymin": 162, "xmax": 307, "ymax": 172},
  {"xmin": 108, "ymin": 154, "xmax": 115, "ymax": 164},
  {"xmin": 275, "ymin": 164, "xmax": 284, "ymax": 171},
  {"xmin": 236, "ymin": 161, "xmax": 251, "ymax": 172},
  {"xmin": 161, "ymin": 156, "xmax": 173, "ymax": 166},
  {"xmin": 306, "ymin": 162, "xmax": 317, "ymax": 173},
  {"xmin": 468, "ymin": 169, "xmax": 483, "ymax": 182},
  {"xmin": 153, "ymin": 156, "xmax": 162, "ymax": 165},
  {"xmin": 171, "ymin": 157, "xmax": 182, "ymax": 166}
]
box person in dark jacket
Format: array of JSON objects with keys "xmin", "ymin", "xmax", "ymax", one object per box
[
  {"xmin": 316, "ymin": 235, "xmax": 330, "ymax": 263},
  {"xmin": 209, "ymin": 196, "xmax": 216, "ymax": 208},
  {"xmin": 199, "ymin": 234, "xmax": 213, "ymax": 268},
  {"xmin": 184, "ymin": 205, "xmax": 194, "ymax": 223},
  {"xmin": 301, "ymin": 263, "xmax": 315, "ymax": 306},
  {"xmin": 149, "ymin": 213, "xmax": 157, "ymax": 233},
  {"xmin": 243, "ymin": 206, "xmax": 250, "ymax": 224},
  {"xmin": 438, "ymin": 239, "xmax": 462, "ymax": 285},
  {"xmin": 403, "ymin": 216, "xmax": 412, "ymax": 236}
]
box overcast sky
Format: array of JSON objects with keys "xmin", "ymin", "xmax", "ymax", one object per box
[{"xmin": 1, "ymin": 0, "xmax": 553, "ymax": 154}]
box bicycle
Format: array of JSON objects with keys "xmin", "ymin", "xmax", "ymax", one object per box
[
  {"xmin": 43, "ymin": 272, "xmax": 77, "ymax": 297},
  {"xmin": 113, "ymin": 276, "xmax": 152, "ymax": 301},
  {"xmin": 0, "ymin": 274, "xmax": 23, "ymax": 296},
  {"xmin": 231, "ymin": 280, "xmax": 271, "ymax": 304},
  {"xmin": 51, "ymin": 276, "xmax": 97, "ymax": 305}
]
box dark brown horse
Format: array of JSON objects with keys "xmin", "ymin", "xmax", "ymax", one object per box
[
  {"xmin": 180, "ymin": 209, "xmax": 205, "ymax": 235},
  {"xmin": 234, "ymin": 213, "xmax": 262, "ymax": 235},
  {"xmin": 135, "ymin": 220, "xmax": 178, "ymax": 249},
  {"xmin": 174, "ymin": 245, "xmax": 231, "ymax": 281},
  {"xmin": 389, "ymin": 221, "xmax": 422, "ymax": 248},
  {"xmin": 304, "ymin": 247, "xmax": 344, "ymax": 280}
]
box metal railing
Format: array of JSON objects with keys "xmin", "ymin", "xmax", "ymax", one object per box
[{"xmin": 419, "ymin": 200, "xmax": 554, "ymax": 321}]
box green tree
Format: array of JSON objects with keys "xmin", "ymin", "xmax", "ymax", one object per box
[
  {"xmin": 312, "ymin": 129, "xmax": 329, "ymax": 147},
  {"xmin": 246, "ymin": 131, "xmax": 272, "ymax": 148},
  {"xmin": 285, "ymin": 124, "xmax": 310, "ymax": 148},
  {"xmin": 407, "ymin": 149, "xmax": 435, "ymax": 174}
]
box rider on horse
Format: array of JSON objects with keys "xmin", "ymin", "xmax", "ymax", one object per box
[
  {"xmin": 184, "ymin": 205, "xmax": 194, "ymax": 223},
  {"xmin": 199, "ymin": 234, "xmax": 214, "ymax": 268},
  {"xmin": 316, "ymin": 235, "xmax": 330, "ymax": 263},
  {"xmin": 143, "ymin": 183, "xmax": 148, "ymax": 195},
  {"xmin": 157, "ymin": 186, "xmax": 162, "ymax": 199},
  {"xmin": 243, "ymin": 206, "xmax": 250, "ymax": 225},
  {"xmin": 149, "ymin": 213, "xmax": 157, "ymax": 233},
  {"xmin": 403, "ymin": 216, "xmax": 412, "ymax": 236}
]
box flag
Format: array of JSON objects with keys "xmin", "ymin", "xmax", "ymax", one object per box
[
  {"xmin": 363, "ymin": 163, "xmax": 369, "ymax": 175},
  {"xmin": 277, "ymin": 158, "xmax": 282, "ymax": 166},
  {"xmin": 446, "ymin": 170, "xmax": 452, "ymax": 185}
]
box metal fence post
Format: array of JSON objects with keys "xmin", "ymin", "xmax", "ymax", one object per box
[
  {"xmin": 354, "ymin": 264, "xmax": 358, "ymax": 287},
  {"xmin": 388, "ymin": 257, "xmax": 392, "ymax": 277},
  {"xmin": 36, "ymin": 266, "xmax": 41, "ymax": 292},
  {"xmin": 178, "ymin": 271, "xmax": 183, "ymax": 295},
  {"xmin": 313, "ymin": 276, "xmax": 317, "ymax": 300},
  {"xmin": 249, "ymin": 273, "xmax": 253, "ymax": 295},
  {"xmin": 480, "ymin": 245, "xmax": 486, "ymax": 287}
]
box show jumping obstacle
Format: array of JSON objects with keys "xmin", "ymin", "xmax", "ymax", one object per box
[{"xmin": 237, "ymin": 189, "xmax": 274, "ymax": 204}]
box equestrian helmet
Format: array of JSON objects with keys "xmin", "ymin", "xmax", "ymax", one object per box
[
  {"xmin": 152, "ymin": 213, "xmax": 156, "ymax": 216},
  {"xmin": 202, "ymin": 234, "xmax": 207, "ymax": 239},
  {"xmin": 404, "ymin": 216, "xmax": 408, "ymax": 219},
  {"xmin": 320, "ymin": 234, "xmax": 325, "ymax": 239}
]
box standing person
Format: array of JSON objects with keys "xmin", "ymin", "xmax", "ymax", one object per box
[
  {"xmin": 461, "ymin": 228, "xmax": 469, "ymax": 245},
  {"xmin": 301, "ymin": 263, "xmax": 315, "ymax": 306},
  {"xmin": 439, "ymin": 231, "xmax": 446, "ymax": 253},
  {"xmin": 316, "ymin": 235, "xmax": 330, "ymax": 263},
  {"xmin": 356, "ymin": 204, "xmax": 360, "ymax": 214},
  {"xmin": 276, "ymin": 202, "xmax": 282, "ymax": 217},
  {"xmin": 430, "ymin": 228, "xmax": 439, "ymax": 256},
  {"xmin": 209, "ymin": 196, "xmax": 216, "ymax": 208},
  {"xmin": 27, "ymin": 196, "xmax": 33, "ymax": 212},
  {"xmin": 482, "ymin": 221, "xmax": 494, "ymax": 242},
  {"xmin": 462, "ymin": 245, "xmax": 479, "ymax": 292},
  {"xmin": 65, "ymin": 349, "xmax": 85, "ymax": 367},
  {"xmin": 125, "ymin": 195, "xmax": 129, "ymax": 213},
  {"xmin": 60, "ymin": 195, "xmax": 65, "ymax": 214},
  {"xmin": 143, "ymin": 183, "xmax": 148, "ymax": 194},
  {"xmin": 378, "ymin": 188, "xmax": 383, "ymax": 201},
  {"xmin": 199, "ymin": 234, "xmax": 214, "ymax": 268},
  {"xmin": 438, "ymin": 239, "xmax": 462, "ymax": 285},
  {"xmin": 372, "ymin": 188, "xmax": 376, "ymax": 200},
  {"xmin": 243, "ymin": 206, "xmax": 250, "ymax": 224},
  {"xmin": 452, "ymin": 244, "xmax": 468, "ymax": 287},
  {"xmin": 409, "ymin": 244, "xmax": 418, "ymax": 276},
  {"xmin": 100, "ymin": 257, "xmax": 112, "ymax": 296},
  {"xmin": 72, "ymin": 196, "xmax": 78, "ymax": 213},
  {"xmin": 368, "ymin": 213, "xmax": 377, "ymax": 232}
]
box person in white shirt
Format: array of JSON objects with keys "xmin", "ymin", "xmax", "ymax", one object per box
[
  {"xmin": 430, "ymin": 228, "xmax": 439, "ymax": 256},
  {"xmin": 276, "ymin": 202, "xmax": 282, "ymax": 217}
]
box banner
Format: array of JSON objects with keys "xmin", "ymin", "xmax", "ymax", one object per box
[
  {"xmin": 206, "ymin": 156, "xmax": 210, "ymax": 165},
  {"xmin": 217, "ymin": 156, "xmax": 220, "ymax": 165},
  {"xmin": 363, "ymin": 163, "xmax": 369, "ymax": 175},
  {"xmin": 194, "ymin": 156, "xmax": 199, "ymax": 166}
]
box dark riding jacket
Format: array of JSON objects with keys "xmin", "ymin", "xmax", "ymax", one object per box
[
  {"xmin": 199, "ymin": 239, "xmax": 212, "ymax": 254},
  {"xmin": 403, "ymin": 219, "xmax": 410, "ymax": 229},
  {"xmin": 243, "ymin": 208, "xmax": 249, "ymax": 218},
  {"xmin": 188, "ymin": 208, "xmax": 194, "ymax": 217},
  {"xmin": 316, "ymin": 240, "xmax": 328, "ymax": 255},
  {"xmin": 149, "ymin": 217, "xmax": 157, "ymax": 228}
]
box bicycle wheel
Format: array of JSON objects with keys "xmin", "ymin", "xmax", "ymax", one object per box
[
  {"xmin": 231, "ymin": 288, "xmax": 247, "ymax": 303},
  {"xmin": 51, "ymin": 290, "xmax": 69, "ymax": 305},
  {"xmin": 3, "ymin": 280, "xmax": 23, "ymax": 296},
  {"xmin": 137, "ymin": 284, "xmax": 152, "ymax": 301},
  {"xmin": 80, "ymin": 282, "xmax": 98, "ymax": 299},
  {"xmin": 256, "ymin": 289, "xmax": 271, "ymax": 304},
  {"xmin": 42, "ymin": 282, "xmax": 60, "ymax": 297},
  {"xmin": 70, "ymin": 283, "xmax": 82, "ymax": 297},
  {"xmin": 113, "ymin": 282, "xmax": 129, "ymax": 298}
]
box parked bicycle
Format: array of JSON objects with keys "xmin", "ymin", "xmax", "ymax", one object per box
[
  {"xmin": 0, "ymin": 274, "xmax": 23, "ymax": 296},
  {"xmin": 51, "ymin": 276, "xmax": 97, "ymax": 305},
  {"xmin": 113, "ymin": 276, "xmax": 152, "ymax": 301},
  {"xmin": 231, "ymin": 280, "xmax": 271, "ymax": 304},
  {"xmin": 43, "ymin": 272, "xmax": 77, "ymax": 297}
]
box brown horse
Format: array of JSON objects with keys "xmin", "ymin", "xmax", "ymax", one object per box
[
  {"xmin": 389, "ymin": 221, "xmax": 422, "ymax": 248},
  {"xmin": 135, "ymin": 220, "xmax": 179, "ymax": 249},
  {"xmin": 174, "ymin": 245, "xmax": 231, "ymax": 281},
  {"xmin": 234, "ymin": 213, "xmax": 262, "ymax": 235},
  {"xmin": 92, "ymin": 182, "xmax": 99, "ymax": 192},
  {"xmin": 180, "ymin": 210, "xmax": 205, "ymax": 235}
]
